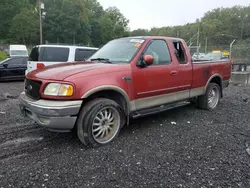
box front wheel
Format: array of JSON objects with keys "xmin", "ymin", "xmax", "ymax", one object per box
[
  {"xmin": 76, "ymin": 98, "xmax": 124, "ymax": 147},
  {"xmin": 197, "ymin": 83, "xmax": 221, "ymax": 110}
]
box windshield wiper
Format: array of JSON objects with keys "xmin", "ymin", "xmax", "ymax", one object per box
[{"xmin": 90, "ymin": 58, "xmax": 113, "ymax": 64}]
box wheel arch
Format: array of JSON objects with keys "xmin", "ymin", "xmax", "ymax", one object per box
[
  {"xmin": 205, "ymin": 74, "xmax": 223, "ymax": 97},
  {"xmin": 81, "ymin": 85, "xmax": 132, "ymax": 125}
]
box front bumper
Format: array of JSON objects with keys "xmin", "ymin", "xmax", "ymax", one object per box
[{"xmin": 19, "ymin": 92, "xmax": 82, "ymax": 132}]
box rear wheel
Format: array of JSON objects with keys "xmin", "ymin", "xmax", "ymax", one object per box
[
  {"xmin": 77, "ymin": 98, "xmax": 124, "ymax": 147},
  {"xmin": 197, "ymin": 83, "xmax": 221, "ymax": 110}
]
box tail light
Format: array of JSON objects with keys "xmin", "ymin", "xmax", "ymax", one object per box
[{"xmin": 37, "ymin": 63, "xmax": 45, "ymax": 69}]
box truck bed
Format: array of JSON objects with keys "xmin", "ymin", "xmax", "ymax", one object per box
[{"xmin": 191, "ymin": 60, "xmax": 232, "ymax": 89}]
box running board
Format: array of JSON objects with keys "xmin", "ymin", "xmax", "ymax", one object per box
[{"xmin": 131, "ymin": 101, "xmax": 190, "ymax": 119}]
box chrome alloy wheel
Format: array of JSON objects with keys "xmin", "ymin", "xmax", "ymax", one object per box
[
  {"xmin": 208, "ymin": 86, "xmax": 220, "ymax": 109},
  {"xmin": 92, "ymin": 106, "xmax": 120, "ymax": 144}
]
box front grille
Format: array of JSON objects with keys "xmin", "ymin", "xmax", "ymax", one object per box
[{"xmin": 25, "ymin": 79, "xmax": 42, "ymax": 100}]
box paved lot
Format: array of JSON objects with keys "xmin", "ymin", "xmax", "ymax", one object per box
[{"xmin": 0, "ymin": 81, "xmax": 250, "ymax": 188}]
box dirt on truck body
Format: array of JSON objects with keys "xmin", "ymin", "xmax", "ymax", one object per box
[{"xmin": 19, "ymin": 36, "xmax": 232, "ymax": 147}]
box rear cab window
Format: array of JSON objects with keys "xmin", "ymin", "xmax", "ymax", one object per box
[{"xmin": 29, "ymin": 46, "xmax": 70, "ymax": 62}]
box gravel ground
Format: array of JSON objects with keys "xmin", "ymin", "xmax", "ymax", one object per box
[{"xmin": 0, "ymin": 81, "xmax": 250, "ymax": 188}]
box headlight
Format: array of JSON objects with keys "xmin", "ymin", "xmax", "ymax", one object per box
[{"xmin": 44, "ymin": 83, "xmax": 74, "ymax": 96}]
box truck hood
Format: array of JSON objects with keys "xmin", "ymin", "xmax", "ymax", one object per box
[{"xmin": 27, "ymin": 62, "xmax": 117, "ymax": 80}]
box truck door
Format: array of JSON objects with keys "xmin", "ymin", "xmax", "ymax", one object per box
[
  {"xmin": 132, "ymin": 39, "xmax": 179, "ymax": 110},
  {"xmin": 171, "ymin": 40, "xmax": 193, "ymax": 93}
]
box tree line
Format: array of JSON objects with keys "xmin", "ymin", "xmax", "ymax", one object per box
[
  {"xmin": 130, "ymin": 5, "xmax": 250, "ymax": 57},
  {"xmin": 0, "ymin": 0, "xmax": 250, "ymax": 56},
  {"xmin": 0, "ymin": 0, "xmax": 129, "ymax": 47}
]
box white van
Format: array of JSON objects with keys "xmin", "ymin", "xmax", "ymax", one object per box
[
  {"xmin": 9, "ymin": 45, "xmax": 28, "ymax": 57},
  {"xmin": 26, "ymin": 44, "xmax": 99, "ymax": 74}
]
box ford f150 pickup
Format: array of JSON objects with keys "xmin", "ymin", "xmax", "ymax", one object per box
[{"xmin": 19, "ymin": 36, "xmax": 232, "ymax": 147}]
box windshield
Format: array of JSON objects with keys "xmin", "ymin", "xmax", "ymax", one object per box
[
  {"xmin": 89, "ymin": 38, "xmax": 145, "ymax": 63},
  {"xmin": 204, "ymin": 53, "xmax": 222, "ymax": 60},
  {"xmin": 10, "ymin": 50, "xmax": 28, "ymax": 56}
]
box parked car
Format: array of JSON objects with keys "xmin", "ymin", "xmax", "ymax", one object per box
[
  {"xmin": 192, "ymin": 53, "xmax": 205, "ymax": 60},
  {"xmin": 19, "ymin": 36, "xmax": 232, "ymax": 147},
  {"xmin": 203, "ymin": 52, "xmax": 229, "ymax": 61},
  {"xmin": 26, "ymin": 44, "xmax": 99, "ymax": 74},
  {"xmin": 0, "ymin": 56, "xmax": 28, "ymax": 81},
  {"xmin": 9, "ymin": 45, "xmax": 28, "ymax": 58}
]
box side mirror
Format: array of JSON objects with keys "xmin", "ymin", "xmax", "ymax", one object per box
[
  {"xmin": 143, "ymin": 55, "xmax": 154, "ymax": 66},
  {"xmin": 2, "ymin": 63, "xmax": 8, "ymax": 68}
]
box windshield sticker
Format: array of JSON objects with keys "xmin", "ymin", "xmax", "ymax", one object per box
[
  {"xmin": 135, "ymin": 43, "xmax": 142, "ymax": 48},
  {"xmin": 130, "ymin": 39, "xmax": 145, "ymax": 44}
]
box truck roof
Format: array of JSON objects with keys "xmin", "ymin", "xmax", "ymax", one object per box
[
  {"xmin": 117, "ymin": 36, "xmax": 184, "ymax": 42},
  {"xmin": 32, "ymin": 44, "xmax": 99, "ymax": 50},
  {"xmin": 9, "ymin": 45, "xmax": 27, "ymax": 50}
]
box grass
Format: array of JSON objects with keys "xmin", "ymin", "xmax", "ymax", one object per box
[{"xmin": 0, "ymin": 51, "xmax": 8, "ymax": 61}]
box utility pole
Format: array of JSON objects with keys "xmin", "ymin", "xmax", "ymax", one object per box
[
  {"xmin": 205, "ymin": 37, "xmax": 208, "ymax": 53},
  {"xmin": 239, "ymin": 14, "xmax": 248, "ymax": 41},
  {"xmin": 240, "ymin": 19, "xmax": 244, "ymax": 41},
  {"xmin": 230, "ymin": 39, "xmax": 236, "ymax": 60},
  {"xmin": 38, "ymin": 0, "xmax": 43, "ymax": 44},
  {"xmin": 196, "ymin": 28, "xmax": 200, "ymax": 54}
]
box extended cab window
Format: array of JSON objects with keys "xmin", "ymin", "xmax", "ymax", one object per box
[
  {"xmin": 75, "ymin": 49, "xmax": 98, "ymax": 61},
  {"xmin": 173, "ymin": 41, "xmax": 187, "ymax": 64},
  {"xmin": 144, "ymin": 40, "xmax": 171, "ymax": 65}
]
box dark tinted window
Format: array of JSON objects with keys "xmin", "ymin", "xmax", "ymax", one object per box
[
  {"xmin": 173, "ymin": 41, "xmax": 187, "ymax": 64},
  {"xmin": 41, "ymin": 47, "xmax": 69, "ymax": 62},
  {"xmin": 29, "ymin": 46, "xmax": 39, "ymax": 61},
  {"xmin": 7, "ymin": 58, "xmax": 22, "ymax": 64},
  {"xmin": 75, "ymin": 49, "xmax": 98, "ymax": 61},
  {"xmin": 144, "ymin": 40, "xmax": 171, "ymax": 65},
  {"xmin": 22, "ymin": 57, "xmax": 28, "ymax": 64}
]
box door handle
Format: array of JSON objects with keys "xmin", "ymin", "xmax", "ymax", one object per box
[{"xmin": 170, "ymin": 71, "xmax": 177, "ymax": 76}]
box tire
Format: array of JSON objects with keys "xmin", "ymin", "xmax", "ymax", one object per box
[
  {"xmin": 197, "ymin": 83, "xmax": 221, "ymax": 110},
  {"xmin": 76, "ymin": 98, "xmax": 124, "ymax": 148}
]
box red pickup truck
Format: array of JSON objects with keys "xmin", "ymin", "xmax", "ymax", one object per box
[{"xmin": 19, "ymin": 36, "xmax": 232, "ymax": 147}]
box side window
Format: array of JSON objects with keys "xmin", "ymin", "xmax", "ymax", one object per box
[
  {"xmin": 144, "ymin": 40, "xmax": 171, "ymax": 65},
  {"xmin": 173, "ymin": 41, "xmax": 187, "ymax": 64},
  {"xmin": 29, "ymin": 47, "xmax": 39, "ymax": 61},
  {"xmin": 6, "ymin": 58, "xmax": 21, "ymax": 65},
  {"xmin": 75, "ymin": 49, "xmax": 97, "ymax": 61},
  {"xmin": 41, "ymin": 47, "xmax": 69, "ymax": 62},
  {"xmin": 22, "ymin": 57, "xmax": 28, "ymax": 65}
]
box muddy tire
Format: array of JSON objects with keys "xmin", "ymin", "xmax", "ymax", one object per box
[
  {"xmin": 197, "ymin": 83, "xmax": 221, "ymax": 110},
  {"xmin": 76, "ymin": 98, "xmax": 124, "ymax": 148}
]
